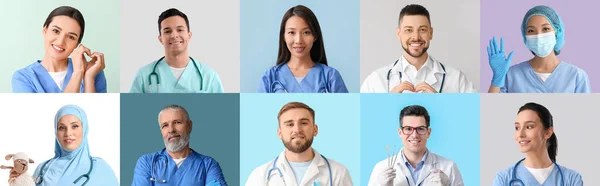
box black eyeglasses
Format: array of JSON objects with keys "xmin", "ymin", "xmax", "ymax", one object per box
[{"xmin": 401, "ymin": 126, "xmax": 428, "ymax": 135}]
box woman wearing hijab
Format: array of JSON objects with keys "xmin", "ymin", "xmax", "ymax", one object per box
[
  {"xmin": 487, "ymin": 5, "xmax": 591, "ymax": 93},
  {"xmin": 32, "ymin": 104, "xmax": 118, "ymax": 186}
]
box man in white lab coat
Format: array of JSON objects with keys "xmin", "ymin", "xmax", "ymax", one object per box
[
  {"xmin": 246, "ymin": 102, "xmax": 353, "ymax": 186},
  {"xmin": 368, "ymin": 105, "xmax": 464, "ymax": 186},
  {"xmin": 361, "ymin": 4, "xmax": 476, "ymax": 93}
]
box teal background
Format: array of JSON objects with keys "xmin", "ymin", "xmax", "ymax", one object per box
[
  {"xmin": 120, "ymin": 94, "xmax": 240, "ymax": 186},
  {"xmin": 360, "ymin": 94, "xmax": 480, "ymax": 186},
  {"xmin": 0, "ymin": 0, "xmax": 120, "ymax": 92},
  {"xmin": 240, "ymin": 94, "xmax": 361, "ymax": 184},
  {"xmin": 240, "ymin": 0, "xmax": 361, "ymax": 92}
]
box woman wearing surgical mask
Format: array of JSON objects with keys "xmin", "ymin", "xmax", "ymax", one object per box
[
  {"xmin": 12, "ymin": 6, "xmax": 107, "ymax": 93},
  {"xmin": 32, "ymin": 105, "xmax": 118, "ymax": 186},
  {"xmin": 492, "ymin": 102, "xmax": 583, "ymax": 185},
  {"xmin": 256, "ymin": 5, "xmax": 349, "ymax": 93},
  {"xmin": 487, "ymin": 5, "xmax": 591, "ymax": 93}
]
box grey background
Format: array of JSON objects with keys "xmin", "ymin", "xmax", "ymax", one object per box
[
  {"xmin": 120, "ymin": 94, "xmax": 240, "ymax": 186},
  {"xmin": 480, "ymin": 94, "xmax": 599, "ymax": 185},
  {"xmin": 120, "ymin": 0, "xmax": 240, "ymax": 92},
  {"xmin": 359, "ymin": 0, "xmax": 480, "ymax": 91}
]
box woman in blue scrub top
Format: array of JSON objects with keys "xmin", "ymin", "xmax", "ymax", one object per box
[
  {"xmin": 487, "ymin": 5, "xmax": 590, "ymax": 93},
  {"xmin": 12, "ymin": 6, "xmax": 107, "ymax": 93},
  {"xmin": 493, "ymin": 102, "xmax": 583, "ymax": 186},
  {"xmin": 33, "ymin": 104, "xmax": 118, "ymax": 185},
  {"xmin": 257, "ymin": 5, "xmax": 349, "ymax": 93}
]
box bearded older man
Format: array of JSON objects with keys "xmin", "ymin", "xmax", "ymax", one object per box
[{"xmin": 132, "ymin": 104, "xmax": 228, "ymax": 186}]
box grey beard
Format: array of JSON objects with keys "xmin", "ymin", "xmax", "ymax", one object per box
[{"xmin": 164, "ymin": 134, "xmax": 190, "ymax": 152}]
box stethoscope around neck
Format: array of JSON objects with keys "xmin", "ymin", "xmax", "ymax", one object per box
[
  {"xmin": 148, "ymin": 56, "xmax": 203, "ymax": 93},
  {"xmin": 269, "ymin": 63, "xmax": 329, "ymax": 93},
  {"xmin": 148, "ymin": 152, "xmax": 206, "ymax": 183},
  {"xmin": 386, "ymin": 59, "xmax": 446, "ymax": 93},
  {"xmin": 509, "ymin": 158, "xmax": 564, "ymax": 186},
  {"xmin": 35, "ymin": 157, "xmax": 94, "ymax": 186},
  {"xmin": 265, "ymin": 154, "xmax": 332, "ymax": 186}
]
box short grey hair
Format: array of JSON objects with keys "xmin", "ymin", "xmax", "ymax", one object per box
[{"xmin": 158, "ymin": 104, "xmax": 190, "ymax": 125}]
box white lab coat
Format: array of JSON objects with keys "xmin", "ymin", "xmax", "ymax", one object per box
[
  {"xmin": 368, "ymin": 149, "xmax": 464, "ymax": 186},
  {"xmin": 246, "ymin": 149, "xmax": 353, "ymax": 186},
  {"xmin": 360, "ymin": 56, "xmax": 476, "ymax": 93}
]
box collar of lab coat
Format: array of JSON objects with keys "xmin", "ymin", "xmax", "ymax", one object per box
[
  {"xmin": 394, "ymin": 55, "xmax": 446, "ymax": 86},
  {"xmin": 396, "ymin": 148, "xmax": 438, "ymax": 186},
  {"xmin": 276, "ymin": 148, "xmax": 326, "ymax": 185}
]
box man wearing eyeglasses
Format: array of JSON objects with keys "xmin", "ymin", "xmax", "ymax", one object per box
[{"xmin": 368, "ymin": 105, "xmax": 464, "ymax": 186}]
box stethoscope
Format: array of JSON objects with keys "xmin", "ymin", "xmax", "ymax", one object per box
[
  {"xmin": 266, "ymin": 154, "xmax": 332, "ymax": 186},
  {"xmin": 35, "ymin": 157, "xmax": 94, "ymax": 186},
  {"xmin": 149, "ymin": 152, "xmax": 205, "ymax": 183},
  {"xmin": 509, "ymin": 158, "xmax": 564, "ymax": 186},
  {"xmin": 386, "ymin": 59, "xmax": 446, "ymax": 93},
  {"xmin": 149, "ymin": 153, "xmax": 168, "ymax": 183},
  {"xmin": 270, "ymin": 63, "xmax": 329, "ymax": 93},
  {"xmin": 148, "ymin": 56, "xmax": 203, "ymax": 93}
]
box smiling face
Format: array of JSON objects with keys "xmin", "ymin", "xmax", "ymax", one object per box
[
  {"xmin": 397, "ymin": 15, "xmax": 432, "ymax": 58},
  {"xmin": 278, "ymin": 108, "xmax": 318, "ymax": 153},
  {"xmin": 42, "ymin": 16, "xmax": 81, "ymax": 61},
  {"xmin": 158, "ymin": 16, "xmax": 192, "ymax": 56},
  {"xmin": 514, "ymin": 109, "xmax": 553, "ymax": 153},
  {"xmin": 284, "ymin": 16, "xmax": 315, "ymax": 61},
  {"xmin": 159, "ymin": 109, "xmax": 192, "ymax": 152},
  {"xmin": 56, "ymin": 114, "xmax": 83, "ymax": 151},
  {"xmin": 399, "ymin": 116, "xmax": 430, "ymax": 154}
]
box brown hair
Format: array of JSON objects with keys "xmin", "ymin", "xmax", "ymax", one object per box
[{"xmin": 277, "ymin": 102, "xmax": 315, "ymax": 122}]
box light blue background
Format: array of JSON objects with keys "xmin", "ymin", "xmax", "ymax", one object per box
[
  {"xmin": 240, "ymin": 0, "xmax": 360, "ymax": 92},
  {"xmin": 240, "ymin": 94, "xmax": 360, "ymax": 185},
  {"xmin": 360, "ymin": 94, "xmax": 480, "ymax": 186}
]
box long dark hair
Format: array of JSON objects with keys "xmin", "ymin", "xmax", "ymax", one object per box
[
  {"xmin": 276, "ymin": 5, "xmax": 327, "ymax": 66},
  {"xmin": 43, "ymin": 6, "xmax": 85, "ymax": 44},
  {"xmin": 518, "ymin": 102, "xmax": 558, "ymax": 162}
]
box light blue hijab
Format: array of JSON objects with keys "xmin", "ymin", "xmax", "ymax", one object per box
[{"xmin": 33, "ymin": 104, "xmax": 118, "ymax": 186}]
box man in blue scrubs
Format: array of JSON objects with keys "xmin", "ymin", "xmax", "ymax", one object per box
[{"xmin": 132, "ymin": 105, "xmax": 227, "ymax": 186}]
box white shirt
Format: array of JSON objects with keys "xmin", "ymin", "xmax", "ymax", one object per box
[
  {"xmin": 535, "ymin": 72, "xmax": 552, "ymax": 82},
  {"xmin": 173, "ymin": 157, "xmax": 186, "ymax": 168},
  {"xmin": 525, "ymin": 164, "xmax": 554, "ymax": 185},
  {"xmin": 48, "ymin": 71, "xmax": 67, "ymax": 90},
  {"xmin": 368, "ymin": 148, "xmax": 464, "ymax": 186},
  {"xmin": 246, "ymin": 149, "xmax": 354, "ymax": 186},
  {"xmin": 360, "ymin": 55, "xmax": 477, "ymax": 93},
  {"xmin": 170, "ymin": 66, "xmax": 186, "ymax": 80}
]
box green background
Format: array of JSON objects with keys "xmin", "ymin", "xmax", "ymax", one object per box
[
  {"xmin": 120, "ymin": 93, "xmax": 240, "ymax": 186},
  {"xmin": 0, "ymin": 0, "xmax": 120, "ymax": 92}
]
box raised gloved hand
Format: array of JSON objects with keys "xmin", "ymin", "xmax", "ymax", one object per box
[
  {"xmin": 487, "ymin": 36, "xmax": 514, "ymax": 88},
  {"xmin": 377, "ymin": 167, "xmax": 396, "ymax": 186},
  {"xmin": 423, "ymin": 169, "xmax": 449, "ymax": 186}
]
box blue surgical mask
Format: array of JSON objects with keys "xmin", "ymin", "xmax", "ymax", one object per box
[{"xmin": 525, "ymin": 31, "xmax": 556, "ymax": 57}]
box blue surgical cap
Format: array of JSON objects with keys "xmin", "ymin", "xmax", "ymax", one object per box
[{"xmin": 521, "ymin": 5, "xmax": 565, "ymax": 55}]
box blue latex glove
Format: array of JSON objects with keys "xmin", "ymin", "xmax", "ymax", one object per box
[{"xmin": 487, "ymin": 36, "xmax": 514, "ymax": 87}]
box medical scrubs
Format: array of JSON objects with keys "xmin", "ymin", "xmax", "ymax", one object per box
[
  {"xmin": 493, "ymin": 162, "xmax": 583, "ymax": 186},
  {"xmin": 132, "ymin": 149, "xmax": 227, "ymax": 186},
  {"xmin": 129, "ymin": 59, "xmax": 224, "ymax": 93},
  {"xmin": 12, "ymin": 59, "xmax": 107, "ymax": 93},
  {"xmin": 501, "ymin": 61, "xmax": 590, "ymax": 93},
  {"xmin": 257, "ymin": 63, "xmax": 349, "ymax": 93}
]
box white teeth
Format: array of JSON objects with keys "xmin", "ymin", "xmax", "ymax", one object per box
[
  {"xmin": 410, "ymin": 43, "xmax": 422, "ymax": 47},
  {"xmin": 52, "ymin": 44, "xmax": 64, "ymax": 51}
]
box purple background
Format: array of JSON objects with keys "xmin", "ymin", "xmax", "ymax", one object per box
[{"xmin": 480, "ymin": 0, "xmax": 600, "ymax": 92}]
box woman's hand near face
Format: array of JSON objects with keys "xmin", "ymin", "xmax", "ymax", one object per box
[
  {"xmin": 69, "ymin": 44, "xmax": 92, "ymax": 74},
  {"xmin": 84, "ymin": 52, "xmax": 105, "ymax": 79}
]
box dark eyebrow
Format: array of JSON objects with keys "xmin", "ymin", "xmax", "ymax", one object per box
[
  {"xmin": 53, "ymin": 25, "xmax": 79, "ymax": 37},
  {"xmin": 403, "ymin": 26, "xmax": 414, "ymax": 29},
  {"xmin": 515, "ymin": 121, "xmax": 536, "ymax": 125}
]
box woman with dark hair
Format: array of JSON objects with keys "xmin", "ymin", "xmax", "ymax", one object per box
[
  {"xmin": 12, "ymin": 6, "xmax": 107, "ymax": 93},
  {"xmin": 257, "ymin": 5, "xmax": 348, "ymax": 93},
  {"xmin": 493, "ymin": 102, "xmax": 583, "ymax": 186}
]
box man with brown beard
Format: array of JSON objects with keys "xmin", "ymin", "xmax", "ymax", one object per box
[{"xmin": 245, "ymin": 102, "xmax": 353, "ymax": 186}]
